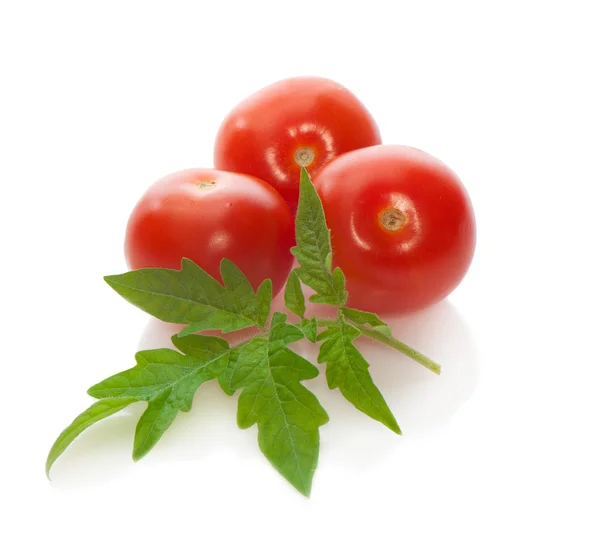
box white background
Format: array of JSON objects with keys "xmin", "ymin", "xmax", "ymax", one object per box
[{"xmin": 1, "ymin": 1, "xmax": 599, "ymax": 532}]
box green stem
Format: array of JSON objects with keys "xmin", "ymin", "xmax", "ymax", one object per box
[
  {"xmin": 352, "ymin": 324, "xmax": 441, "ymax": 375},
  {"xmin": 316, "ymin": 319, "xmax": 338, "ymax": 327},
  {"xmin": 305, "ymin": 320, "xmax": 440, "ymax": 374}
]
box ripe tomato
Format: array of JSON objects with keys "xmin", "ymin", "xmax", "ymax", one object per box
[
  {"xmin": 313, "ymin": 145, "xmax": 476, "ymax": 314},
  {"xmin": 213, "ymin": 76, "xmax": 381, "ymax": 210},
  {"xmin": 125, "ymin": 169, "xmax": 295, "ymax": 296}
]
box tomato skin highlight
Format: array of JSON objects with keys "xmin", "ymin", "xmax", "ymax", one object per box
[
  {"xmin": 125, "ymin": 169, "xmax": 295, "ymax": 297},
  {"xmin": 213, "ymin": 76, "xmax": 382, "ymax": 210},
  {"xmin": 313, "ymin": 145, "xmax": 476, "ymax": 314}
]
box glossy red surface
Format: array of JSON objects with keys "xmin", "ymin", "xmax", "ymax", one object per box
[
  {"xmin": 313, "ymin": 145, "xmax": 476, "ymax": 314},
  {"xmin": 214, "ymin": 77, "xmax": 381, "ymax": 210},
  {"xmin": 125, "ymin": 169, "xmax": 295, "ymax": 296}
]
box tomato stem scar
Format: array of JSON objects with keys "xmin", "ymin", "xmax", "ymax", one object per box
[
  {"xmin": 379, "ymin": 208, "xmax": 405, "ymax": 231},
  {"xmin": 294, "ymin": 147, "xmax": 315, "ymax": 167},
  {"xmin": 195, "ymin": 181, "xmax": 217, "ymax": 191}
]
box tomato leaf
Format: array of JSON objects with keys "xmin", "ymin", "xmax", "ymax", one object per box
[
  {"xmin": 46, "ymin": 397, "xmax": 138, "ymax": 477},
  {"xmin": 256, "ymin": 279, "xmax": 273, "ymax": 327},
  {"xmin": 292, "ymin": 168, "xmax": 348, "ymax": 307},
  {"xmin": 227, "ymin": 311, "xmax": 329, "ymax": 496},
  {"xmin": 300, "ymin": 316, "xmax": 318, "ymax": 343},
  {"xmin": 90, "ymin": 336, "xmax": 232, "ymax": 460},
  {"xmin": 317, "ymin": 314, "xmax": 401, "ymax": 434},
  {"xmin": 47, "ymin": 335, "xmax": 236, "ymax": 474},
  {"xmin": 341, "ymin": 307, "xmax": 393, "ymax": 337},
  {"xmin": 104, "ymin": 258, "xmax": 269, "ymax": 335},
  {"xmin": 171, "ymin": 331, "xmax": 242, "ymax": 396},
  {"xmin": 284, "ymin": 270, "xmax": 306, "ymax": 318}
]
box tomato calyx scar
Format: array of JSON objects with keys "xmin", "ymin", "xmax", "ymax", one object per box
[
  {"xmin": 379, "ymin": 208, "xmax": 406, "ymax": 232},
  {"xmin": 195, "ymin": 181, "xmax": 217, "ymax": 191},
  {"xmin": 294, "ymin": 147, "xmax": 315, "ymax": 167}
]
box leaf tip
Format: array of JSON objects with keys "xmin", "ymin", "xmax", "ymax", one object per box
[
  {"xmin": 300, "ymin": 166, "xmax": 311, "ymax": 182},
  {"xmin": 298, "ymin": 485, "xmax": 312, "ymax": 498},
  {"xmin": 219, "ymin": 385, "xmax": 235, "ymax": 397},
  {"xmin": 383, "ymin": 414, "xmax": 402, "ymax": 435},
  {"xmin": 287, "ymin": 472, "xmax": 313, "ymax": 498},
  {"xmin": 132, "ymin": 445, "xmax": 150, "ymax": 463},
  {"xmin": 45, "ymin": 458, "xmax": 53, "ymax": 479},
  {"xmin": 180, "ymin": 256, "xmax": 195, "ymax": 269},
  {"xmin": 219, "ymin": 256, "xmax": 234, "ymax": 269},
  {"xmin": 103, "ymin": 274, "xmax": 118, "ymax": 287}
]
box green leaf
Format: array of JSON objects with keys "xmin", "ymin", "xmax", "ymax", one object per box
[
  {"xmin": 284, "ymin": 270, "xmax": 306, "ymax": 318},
  {"xmin": 46, "ymin": 397, "xmax": 138, "ymax": 477},
  {"xmin": 341, "ymin": 307, "xmax": 393, "ymax": 337},
  {"xmin": 104, "ymin": 258, "xmax": 268, "ymax": 335},
  {"xmin": 133, "ymin": 389, "xmax": 180, "ymax": 461},
  {"xmin": 300, "ymin": 316, "xmax": 318, "ymax": 343},
  {"xmin": 228, "ymin": 311, "xmax": 329, "ymax": 496},
  {"xmin": 256, "ymin": 279, "xmax": 273, "ymax": 327},
  {"xmin": 325, "ymin": 252, "xmax": 333, "ymax": 273},
  {"xmin": 171, "ymin": 333, "xmax": 231, "ymax": 379},
  {"xmin": 291, "ymin": 168, "xmax": 348, "ymax": 307},
  {"xmin": 317, "ymin": 315, "xmax": 401, "ymax": 434},
  {"xmin": 86, "ymin": 335, "xmax": 232, "ymax": 460},
  {"xmin": 187, "ymin": 335, "xmax": 262, "ymax": 397},
  {"xmin": 172, "ymin": 333, "xmax": 239, "ymax": 395}
]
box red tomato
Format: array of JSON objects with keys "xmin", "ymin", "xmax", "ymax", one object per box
[
  {"xmin": 125, "ymin": 169, "xmax": 295, "ymax": 296},
  {"xmin": 213, "ymin": 77, "xmax": 381, "ymax": 210},
  {"xmin": 313, "ymin": 145, "xmax": 476, "ymax": 314}
]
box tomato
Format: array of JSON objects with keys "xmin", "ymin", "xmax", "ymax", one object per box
[
  {"xmin": 213, "ymin": 76, "xmax": 381, "ymax": 210},
  {"xmin": 313, "ymin": 145, "xmax": 476, "ymax": 314},
  {"xmin": 125, "ymin": 169, "xmax": 295, "ymax": 296}
]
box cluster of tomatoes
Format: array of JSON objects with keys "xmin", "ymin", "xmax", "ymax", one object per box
[{"xmin": 125, "ymin": 77, "xmax": 476, "ymax": 315}]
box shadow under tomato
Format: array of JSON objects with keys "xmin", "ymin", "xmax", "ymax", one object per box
[{"xmin": 362, "ymin": 299, "xmax": 479, "ymax": 433}]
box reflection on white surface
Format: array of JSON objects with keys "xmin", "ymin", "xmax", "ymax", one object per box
[
  {"xmin": 293, "ymin": 298, "xmax": 479, "ymax": 469},
  {"xmin": 48, "ymin": 403, "xmax": 146, "ymax": 487},
  {"xmin": 136, "ymin": 296, "xmax": 479, "ymax": 467},
  {"xmin": 50, "ymin": 296, "xmax": 478, "ymax": 490},
  {"xmin": 366, "ymin": 300, "xmax": 478, "ymax": 433}
]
